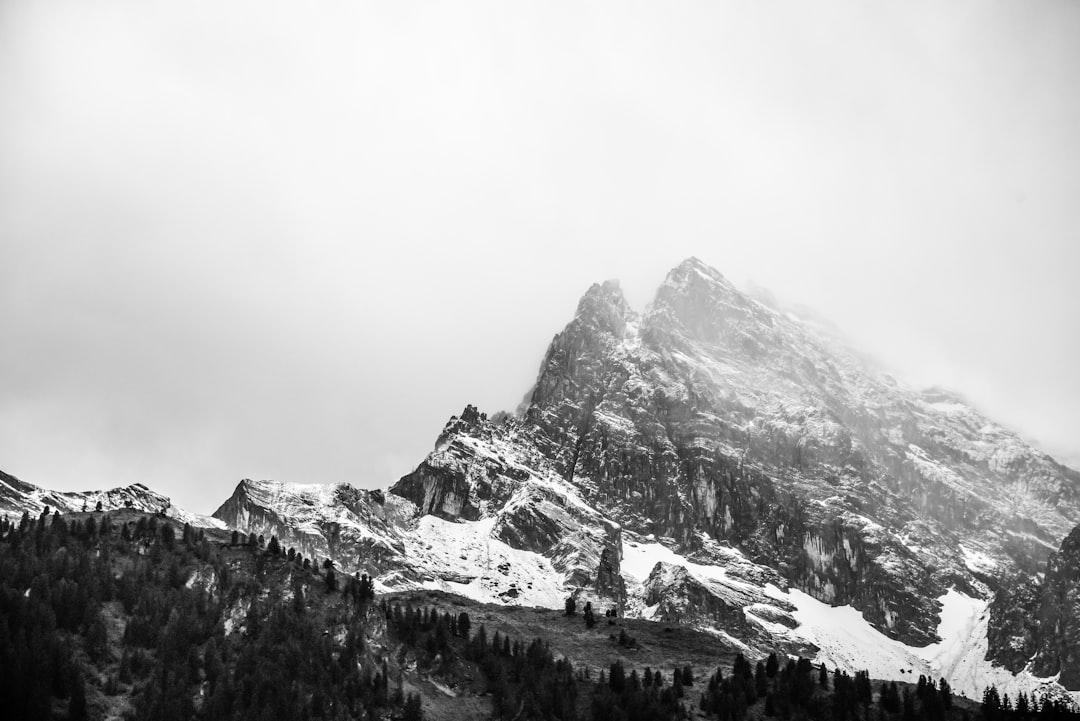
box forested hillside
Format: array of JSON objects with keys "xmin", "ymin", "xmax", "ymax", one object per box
[
  {"xmin": 2, "ymin": 508, "xmax": 1078, "ymax": 721},
  {"xmin": 0, "ymin": 507, "xmax": 399, "ymax": 720}
]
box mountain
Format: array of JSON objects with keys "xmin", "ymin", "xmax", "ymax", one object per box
[
  {"xmin": 206, "ymin": 257, "xmax": 1075, "ymax": 699},
  {"xmin": 5, "ymin": 257, "xmax": 1078, "ymax": 704},
  {"xmin": 0, "ymin": 467, "xmax": 225, "ymax": 530},
  {"xmin": 207, "ymin": 258, "xmax": 1080, "ymax": 702}
]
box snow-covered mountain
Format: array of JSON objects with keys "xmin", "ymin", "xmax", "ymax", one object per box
[
  {"xmin": 210, "ymin": 258, "xmax": 1080, "ymax": 701},
  {"xmin": 0, "ymin": 467, "xmax": 225, "ymax": 529},
  {"xmin": 6, "ymin": 257, "xmax": 1079, "ymax": 703}
]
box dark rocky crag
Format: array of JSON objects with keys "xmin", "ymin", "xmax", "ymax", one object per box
[
  {"xmin": 990, "ymin": 523, "xmax": 1080, "ymax": 689},
  {"xmin": 1032, "ymin": 524, "xmax": 1080, "ymax": 688},
  {"xmin": 212, "ymin": 478, "xmax": 415, "ymax": 578}
]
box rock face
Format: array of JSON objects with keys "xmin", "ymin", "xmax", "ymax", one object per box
[
  {"xmin": 986, "ymin": 575, "xmax": 1042, "ymax": 674},
  {"xmin": 987, "ymin": 522, "xmax": 1080, "ymax": 690},
  {"xmin": 641, "ymin": 562, "xmax": 801, "ymax": 651},
  {"xmin": 212, "ymin": 479, "xmax": 415, "ymax": 576},
  {"xmin": 1031, "ymin": 525, "xmax": 1080, "ymax": 689},
  {"xmin": 206, "ymin": 258, "xmax": 1079, "ymax": 696}
]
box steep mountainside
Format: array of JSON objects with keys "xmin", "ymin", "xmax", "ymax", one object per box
[{"xmin": 207, "ymin": 258, "xmax": 1080, "ymax": 701}]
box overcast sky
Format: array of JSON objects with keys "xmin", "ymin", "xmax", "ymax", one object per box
[{"xmin": 1, "ymin": 0, "xmax": 1078, "ymax": 514}]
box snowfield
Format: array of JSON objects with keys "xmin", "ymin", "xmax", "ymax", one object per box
[{"xmin": 621, "ymin": 538, "xmax": 1078, "ymax": 704}]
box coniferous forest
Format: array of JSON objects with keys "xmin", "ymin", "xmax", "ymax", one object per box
[{"xmin": 2, "ymin": 508, "xmax": 1079, "ymax": 721}]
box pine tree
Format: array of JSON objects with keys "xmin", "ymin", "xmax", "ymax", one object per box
[
  {"xmin": 939, "ymin": 677, "xmax": 953, "ymax": 711},
  {"xmin": 609, "ymin": 661, "xmax": 626, "ymax": 692},
  {"xmin": 403, "ymin": 692, "xmax": 423, "ymax": 721}
]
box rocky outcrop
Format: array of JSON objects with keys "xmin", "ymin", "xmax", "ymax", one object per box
[
  {"xmin": 987, "ymin": 575, "xmax": 1041, "ymax": 673},
  {"xmin": 641, "ymin": 562, "xmax": 808, "ymax": 656},
  {"xmin": 212, "ymin": 479, "xmax": 413, "ymax": 576},
  {"xmin": 986, "ymin": 523, "xmax": 1080, "ymax": 689},
  {"xmin": 595, "ymin": 521, "xmax": 626, "ymax": 605},
  {"xmin": 644, "ymin": 562, "xmax": 755, "ymax": 631},
  {"xmin": 391, "ymin": 405, "xmax": 494, "ymax": 520},
  {"xmin": 1031, "ymin": 525, "xmax": 1080, "ymax": 689}
]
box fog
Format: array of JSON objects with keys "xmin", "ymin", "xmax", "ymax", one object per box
[{"xmin": 1, "ymin": 0, "xmax": 1078, "ymax": 513}]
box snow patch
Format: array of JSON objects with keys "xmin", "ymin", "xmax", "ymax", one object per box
[
  {"xmin": 761, "ymin": 586, "xmax": 1077, "ymax": 704},
  {"xmin": 410, "ymin": 516, "xmax": 565, "ymax": 609},
  {"xmin": 959, "ymin": 544, "xmax": 998, "ymax": 574}
]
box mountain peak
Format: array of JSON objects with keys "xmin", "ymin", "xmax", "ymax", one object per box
[
  {"xmin": 656, "ymin": 257, "xmax": 743, "ymax": 297},
  {"xmin": 561, "ymin": 279, "xmax": 633, "ymax": 343},
  {"xmin": 646, "ymin": 257, "xmax": 752, "ymax": 346},
  {"xmin": 575, "ymin": 278, "xmax": 627, "ymax": 318},
  {"xmin": 665, "ymin": 257, "xmax": 735, "ymax": 291}
]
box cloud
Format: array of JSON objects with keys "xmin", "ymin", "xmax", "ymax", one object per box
[{"xmin": 1, "ymin": 0, "xmax": 1078, "ymax": 512}]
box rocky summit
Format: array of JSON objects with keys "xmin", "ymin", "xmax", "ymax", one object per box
[{"xmin": 5, "ymin": 257, "xmax": 1079, "ymax": 703}]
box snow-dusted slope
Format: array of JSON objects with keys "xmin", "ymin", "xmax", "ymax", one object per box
[
  {"xmin": 0, "ymin": 468, "xmax": 224, "ymax": 529},
  {"xmin": 211, "ymin": 477, "xmax": 599, "ymax": 610}
]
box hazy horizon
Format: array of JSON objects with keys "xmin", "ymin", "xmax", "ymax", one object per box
[{"xmin": 2, "ymin": 0, "xmax": 1078, "ymax": 514}]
